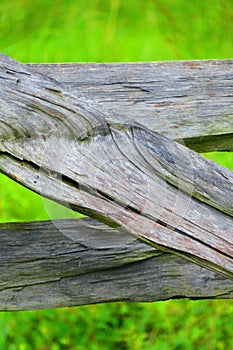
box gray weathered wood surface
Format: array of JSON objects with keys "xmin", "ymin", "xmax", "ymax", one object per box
[
  {"xmin": 29, "ymin": 59, "xmax": 233, "ymax": 152},
  {"xmin": 0, "ymin": 54, "xmax": 233, "ymax": 311},
  {"xmin": 0, "ymin": 54, "xmax": 233, "ymax": 281},
  {"xmin": 0, "ymin": 219, "xmax": 233, "ymax": 311}
]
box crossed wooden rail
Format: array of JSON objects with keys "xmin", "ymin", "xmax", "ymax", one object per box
[{"xmin": 0, "ymin": 54, "xmax": 232, "ymax": 310}]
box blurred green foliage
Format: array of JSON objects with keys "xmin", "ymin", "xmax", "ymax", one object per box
[
  {"xmin": 1, "ymin": 0, "xmax": 233, "ymax": 62},
  {"xmin": 0, "ymin": 0, "xmax": 232, "ymax": 349},
  {"xmin": 0, "ymin": 301, "xmax": 233, "ymax": 350}
]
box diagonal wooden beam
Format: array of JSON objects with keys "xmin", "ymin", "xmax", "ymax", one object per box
[{"xmin": 0, "ymin": 54, "xmax": 233, "ymax": 280}]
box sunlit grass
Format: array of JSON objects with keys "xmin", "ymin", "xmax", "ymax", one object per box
[{"xmin": 202, "ymin": 152, "xmax": 233, "ymax": 170}]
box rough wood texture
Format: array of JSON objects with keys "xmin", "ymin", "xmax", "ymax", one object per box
[
  {"xmin": 0, "ymin": 219, "xmax": 232, "ymax": 311},
  {"xmin": 0, "ymin": 54, "xmax": 233, "ymax": 282},
  {"xmin": 29, "ymin": 59, "xmax": 233, "ymax": 152}
]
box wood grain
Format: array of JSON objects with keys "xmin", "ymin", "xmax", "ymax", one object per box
[{"xmin": 0, "ymin": 219, "xmax": 232, "ymax": 311}]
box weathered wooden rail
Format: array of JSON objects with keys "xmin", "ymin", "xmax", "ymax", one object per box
[
  {"xmin": 31, "ymin": 59, "xmax": 233, "ymax": 153},
  {"xmin": 0, "ymin": 54, "xmax": 232, "ymax": 310},
  {"xmin": 0, "ymin": 219, "xmax": 233, "ymax": 311}
]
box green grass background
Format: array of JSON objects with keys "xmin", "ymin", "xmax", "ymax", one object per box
[{"xmin": 0, "ymin": 0, "xmax": 233, "ymax": 349}]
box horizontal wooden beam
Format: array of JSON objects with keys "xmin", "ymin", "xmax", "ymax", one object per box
[
  {"xmin": 30, "ymin": 60, "xmax": 233, "ymax": 152},
  {"xmin": 0, "ymin": 219, "xmax": 232, "ymax": 311}
]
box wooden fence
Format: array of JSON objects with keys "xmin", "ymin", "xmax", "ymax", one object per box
[{"xmin": 0, "ymin": 54, "xmax": 232, "ymax": 311}]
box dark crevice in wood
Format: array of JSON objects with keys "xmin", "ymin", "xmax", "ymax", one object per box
[{"xmin": 181, "ymin": 132, "xmax": 233, "ymax": 152}]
